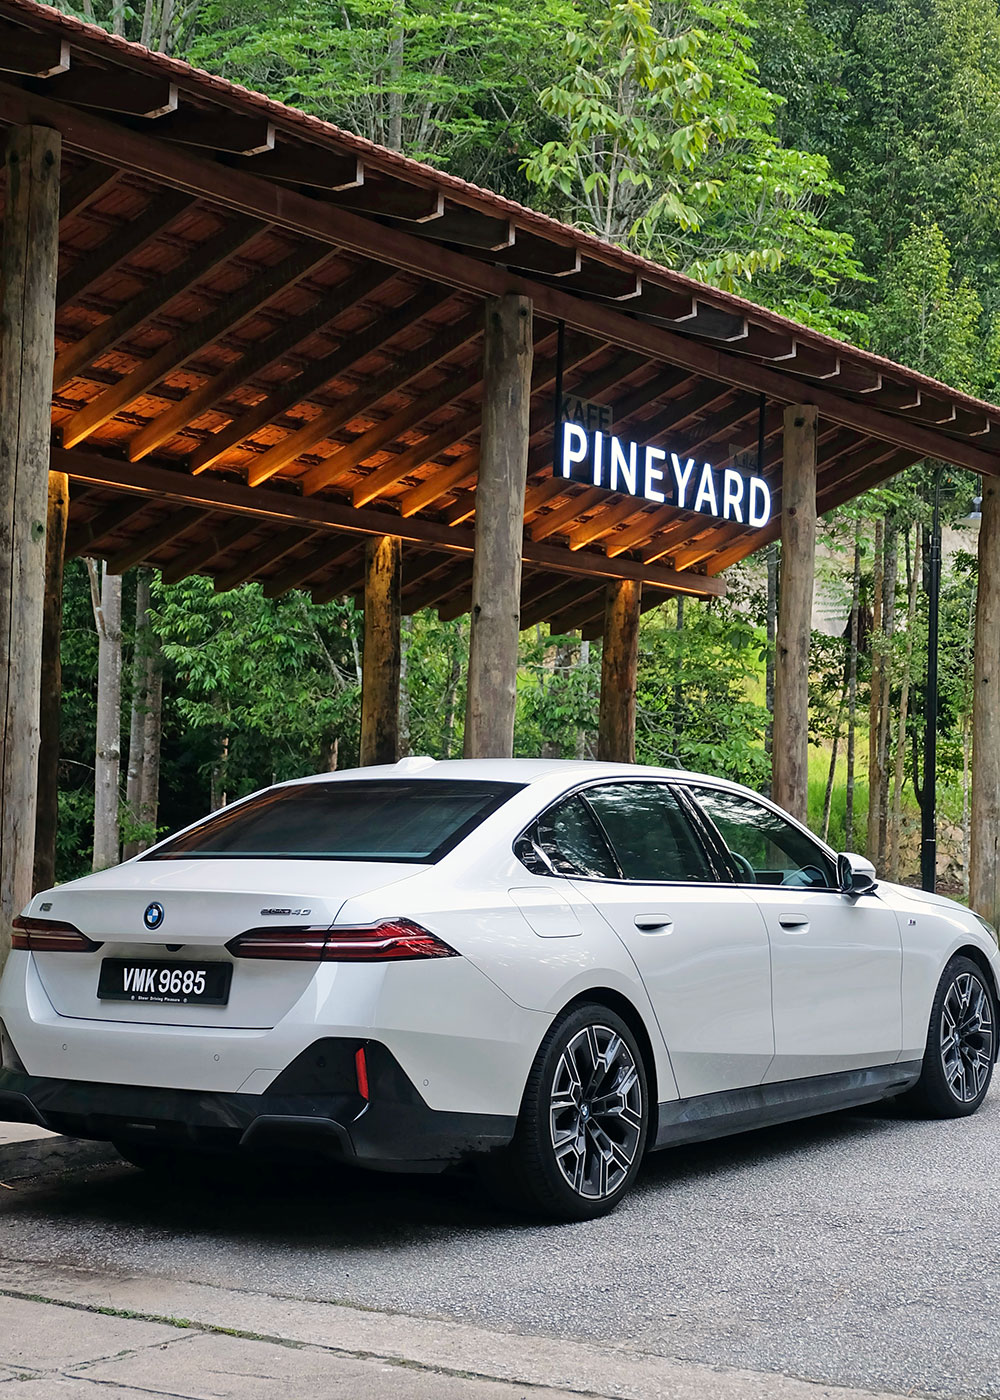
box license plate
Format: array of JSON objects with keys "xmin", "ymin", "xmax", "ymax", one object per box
[{"xmin": 97, "ymin": 959, "xmax": 232, "ymax": 1006}]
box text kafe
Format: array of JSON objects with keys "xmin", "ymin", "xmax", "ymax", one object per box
[{"xmin": 559, "ymin": 422, "xmax": 772, "ymax": 527}]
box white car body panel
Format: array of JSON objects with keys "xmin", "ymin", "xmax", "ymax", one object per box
[
  {"xmin": 751, "ymin": 886, "xmax": 903, "ymax": 1082},
  {"xmin": 567, "ymin": 881, "xmax": 773, "ymax": 1097},
  {"xmin": 1, "ymin": 757, "xmax": 998, "ymax": 1177}
]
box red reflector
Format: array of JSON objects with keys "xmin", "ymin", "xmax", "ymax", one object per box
[
  {"xmin": 227, "ymin": 918, "xmax": 457, "ymax": 962},
  {"xmin": 355, "ymin": 1046, "xmax": 370, "ymax": 1101},
  {"xmin": 11, "ymin": 917, "xmax": 100, "ymax": 953}
]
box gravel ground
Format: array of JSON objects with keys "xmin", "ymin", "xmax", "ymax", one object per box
[{"xmin": 2, "ymin": 1096, "xmax": 998, "ymax": 1399}]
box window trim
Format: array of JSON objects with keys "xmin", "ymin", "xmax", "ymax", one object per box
[
  {"xmin": 512, "ymin": 777, "xmax": 730, "ymax": 887},
  {"xmin": 680, "ymin": 780, "xmax": 840, "ymax": 892}
]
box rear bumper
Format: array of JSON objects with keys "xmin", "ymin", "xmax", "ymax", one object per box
[{"xmin": 0, "ymin": 1039, "xmax": 516, "ymax": 1173}]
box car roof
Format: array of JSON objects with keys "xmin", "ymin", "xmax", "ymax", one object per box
[{"xmin": 289, "ymin": 756, "xmax": 746, "ymax": 791}]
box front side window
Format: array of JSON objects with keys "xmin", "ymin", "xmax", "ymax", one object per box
[
  {"xmin": 689, "ymin": 786, "xmax": 836, "ymax": 888},
  {"xmin": 145, "ymin": 779, "xmax": 523, "ymax": 863},
  {"xmin": 584, "ymin": 783, "xmax": 714, "ymax": 883}
]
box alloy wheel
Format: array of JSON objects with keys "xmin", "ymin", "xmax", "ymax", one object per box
[
  {"xmin": 940, "ymin": 971, "xmax": 994, "ymax": 1104},
  {"xmin": 549, "ymin": 1023, "xmax": 643, "ymax": 1200}
]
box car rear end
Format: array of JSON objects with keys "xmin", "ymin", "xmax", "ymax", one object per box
[{"xmin": 0, "ymin": 771, "xmax": 541, "ymax": 1171}]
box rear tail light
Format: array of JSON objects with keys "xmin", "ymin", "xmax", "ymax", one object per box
[
  {"xmin": 227, "ymin": 918, "xmax": 458, "ymax": 963},
  {"xmin": 11, "ymin": 917, "xmax": 101, "ymax": 953}
]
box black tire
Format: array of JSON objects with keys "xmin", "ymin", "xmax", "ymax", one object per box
[
  {"xmin": 903, "ymin": 956, "xmax": 997, "ymax": 1117},
  {"xmin": 479, "ymin": 1003, "xmax": 650, "ymax": 1222}
]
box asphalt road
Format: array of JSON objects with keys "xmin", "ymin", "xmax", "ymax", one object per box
[{"xmin": 2, "ymin": 1095, "xmax": 999, "ymax": 1400}]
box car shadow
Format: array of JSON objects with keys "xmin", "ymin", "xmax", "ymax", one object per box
[{"xmin": 1, "ymin": 1098, "xmax": 918, "ymax": 1247}]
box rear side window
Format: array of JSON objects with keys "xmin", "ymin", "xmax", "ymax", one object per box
[
  {"xmin": 144, "ymin": 780, "xmax": 523, "ymax": 863},
  {"xmin": 585, "ymin": 782, "xmax": 714, "ymax": 883},
  {"xmin": 529, "ymin": 795, "xmax": 620, "ymax": 878}
]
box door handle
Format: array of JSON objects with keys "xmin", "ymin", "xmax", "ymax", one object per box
[
  {"xmin": 633, "ymin": 913, "xmax": 674, "ymax": 932},
  {"xmin": 778, "ymin": 913, "xmax": 809, "ymax": 930}
]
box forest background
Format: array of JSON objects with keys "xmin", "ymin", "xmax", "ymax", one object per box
[{"xmin": 46, "ymin": 0, "xmax": 1000, "ymax": 890}]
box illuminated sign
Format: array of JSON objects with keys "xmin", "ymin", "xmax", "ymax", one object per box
[{"xmin": 557, "ymin": 422, "xmax": 771, "ymax": 528}]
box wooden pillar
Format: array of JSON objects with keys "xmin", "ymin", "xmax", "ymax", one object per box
[
  {"xmin": 33, "ymin": 471, "xmax": 69, "ymax": 893},
  {"xmin": 360, "ymin": 534, "xmax": 402, "ymax": 765},
  {"xmin": 597, "ymin": 579, "xmax": 641, "ymax": 763},
  {"xmin": 971, "ymin": 480, "xmax": 1000, "ymax": 927},
  {"xmin": 772, "ymin": 404, "xmax": 817, "ymax": 823},
  {"xmin": 0, "ymin": 126, "xmax": 61, "ymax": 968},
  {"xmin": 464, "ymin": 293, "xmax": 532, "ymax": 758}
]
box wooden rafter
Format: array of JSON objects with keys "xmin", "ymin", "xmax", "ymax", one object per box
[
  {"xmin": 56, "ymin": 188, "xmax": 196, "ymax": 307},
  {"xmin": 62, "ymin": 240, "xmax": 333, "ymax": 448},
  {"xmin": 159, "ymin": 515, "xmax": 262, "ymax": 585},
  {"xmin": 263, "ymin": 537, "xmax": 360, "ymax": 598},
  {"xmin": 105, "ymin": 506, "xmax": 203, "ymax": 573},
  {"xmin": 213, "ymin": 525, "xmax": 314, "ymax": 591},
  {"xmin": 189, "ymin": 283, "xmax": 447, "ymax": 475}
]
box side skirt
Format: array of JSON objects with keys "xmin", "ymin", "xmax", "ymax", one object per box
[{"xmin": 653, "ymin": 1061, "xmax": 923, "ymax": 1151}]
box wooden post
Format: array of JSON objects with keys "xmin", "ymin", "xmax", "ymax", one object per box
[
  {"xmin": 971, "ymin": 480, "xmax": 1000, "ymax": 927},
  {"xmin": 0, "ymin": 125, "xmax": 61, "ymax": 967},
  {"xmin": 33, "ymin": 471, "xmax": 69, "ymax": 893},
  {"xmin": 359, "ymin": 534, "xmax": 402, "ymax": 765},
  {"xmin": 464, "ymin": 293, "xmax": 532, "ymax": 758},
  {"xmin": 597, "ymin": 579, "xmax": 641, "ymax": 763},
  {"xmin": 772, "ymin": 404, "xmax": 817, "ymax": 823}
]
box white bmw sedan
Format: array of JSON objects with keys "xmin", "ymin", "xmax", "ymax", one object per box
[{"xmin": 1, "ymin": 758, "xmax": 997, "ymax": 1220}]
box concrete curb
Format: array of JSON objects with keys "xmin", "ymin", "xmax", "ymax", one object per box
[{"xmin": 0, "ymin": 1256, "xmax": 927, "ymax": 1400}]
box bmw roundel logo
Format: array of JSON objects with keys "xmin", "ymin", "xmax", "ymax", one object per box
[{"xmin": 143, "ymin": 902, "xmax": 165, "ymax": 930}]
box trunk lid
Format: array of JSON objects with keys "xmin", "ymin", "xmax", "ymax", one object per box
[{"xmin": 29, "ymin": 858, "xmax": 425, "ymax": 1028}]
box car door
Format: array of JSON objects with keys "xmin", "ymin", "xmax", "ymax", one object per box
[
  {"xmin": 557, "ymin": 781, "xmax": 774, "ymax": 1100},
  {"xmin": 686, "ymin": 784, "xmax": 903, "ymax": 1083}
]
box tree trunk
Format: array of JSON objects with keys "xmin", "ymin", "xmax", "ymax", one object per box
[
  {"xmin": 442, "ymin": 621, "xmax": 464, "ymax": 758},
  {"xmin": 821, "ymin": 686, "xmax": 846, "ymax": 843},
  {"xmin": 138, "ymin": 634, "xmax": 162, "ymax": 850},
  {"xmin": 772, "ymin": 406, "xmax": 817, "ymax": 823},
  {"xmin": 889, "ymin": 529, "xmax": 920, "ymax": 882},
  {"xmin": 971, "ymin": 481, "xmax": 1000, "ymax": 928},
  {"xmin": 866, "ymin": 518, "xmax": 885, "ymax": 863},
  {"xmin": 398, "ymin": 614, "xmax": 413, "ymax": 757},
  {"xmin": 387, "ymin": 0, "xmax": 405, "ymax": 152},
  {"xmin": 123, "ymin": 567, "xmax": 152, "ymax": 861},
  {"xmin": 89, "ymin": 559, "xmax": 123, "ymax": 871},
  {"xmin": 575, "ymin": 637, "xmax": 590, "ymax": 759},
  {"xmin": 34, "ymin": 472, "xmax": 69, "ymax": 892},
  {"xmin": 765, "ymin": 540, "xmax": 778, "ymax": 786},
  {"xmin": 877, "ymin": 521, "xmax": 898, "ymax": 867},
  {"xmin": 844, "ymin": 521, "xmax": 862, "ymax": 850}
]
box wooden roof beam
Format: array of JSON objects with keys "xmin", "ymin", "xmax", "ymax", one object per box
[
  {"xmin": 129, "ymin": 264, "xmax": 398, "ymax": 461},
  {"xmin": 520, "ymin": 578, "xmax": 596, "ymax": 631},
  {"xmin": 189, "ymin": 283, "xmax": 448, "ymax": 475},
  {"xmin": 53, "ymin": 215, "xmax": 261, "ymax": 389},
  {"xmin": 156, "ymin": 110, "xmax": 275, "ymax": 155},
  {"xmin": 0, "ymin": 25, "xmax": 69, "ymax": 77},
  {"xmin": 213, "ymin": 525, "xmax": 314, "ymax": 591},
  {"xmin": 160, "ymin": 515, "xmax": 264, "ymax": 585},
  {"xmin": 47, "ymin": 69, "xmax": 178, "ymax": 118},
  {"xmin": 403, "ymin": 562, "xmax": 474, "ymax": 614},
  {"xmin": 251, "ymin": 302, "xmax": 480, "ymax": 490},
  {"xmin": 56, "ymin": 187, "xmax": 196, "ymax": 307},
  {"xmin": 62, "ymin": 241, "xmax": 334, "ymax": 449},
  {"xmin": 65, "ymin": 497, "xmax": 151, "ymax": 558},
  {"xmin": 58, "ymin": 160, "xmax": 118, "ymax": 222},
  {"xmin": 105, "ymin": 506, "xmax": 204, "ymax": 574},
  {"xmin": 224, "ymin": 148, "xmax": 363, "ymax": 191},
  {"xmin": 310, "ymin": 559, "xmax": 368, "ymax": 605},
  {"xmin": 6, "ymin": 78, "xmax": 996, "ymax": 475},
  {"xmin": 263, "ymin": 538, "xmax": 361, "ymax": 598}
]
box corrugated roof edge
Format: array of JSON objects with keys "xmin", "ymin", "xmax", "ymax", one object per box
[{"xmin": 4, "ymin": 0, "xmax": 1000, "ymax": 430}]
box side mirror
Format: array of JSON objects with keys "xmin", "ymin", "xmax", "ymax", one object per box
[{"xmin": 838, "ymin": 851, "xmax": 878, "ymax": 896}]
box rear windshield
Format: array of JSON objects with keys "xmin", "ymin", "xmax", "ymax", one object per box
[{"xmin": 142, "ymin": 779, "xmax": 523, "ymax": 863}]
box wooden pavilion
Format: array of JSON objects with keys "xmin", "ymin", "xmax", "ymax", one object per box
[{"xmin": 4, "ymin": 0, "xmax": 1000, "ymax": 952}]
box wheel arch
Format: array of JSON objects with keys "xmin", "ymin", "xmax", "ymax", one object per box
[
  {"xmin": 954, "ymin": 943, "xmax": 1000, "ymax": 1036},
  {"xmin": 559, "ymin": 987, "xmax": 660, "ymax": 1111}
]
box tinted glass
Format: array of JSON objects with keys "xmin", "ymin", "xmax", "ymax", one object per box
[
  {"xmin": 533, "ymin": 795, "xmax": 619, "ymax": 878},
  {"xmin": 691, "ymin": 787, "xmax": 836, "ymax": 888},
  {"xmin": 584, "ymin": 783, "xmax": 713, "ymax": 883},
  {"xmin": 144, "ymin": 780, "xmax": 522, "ymax": 863}
]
